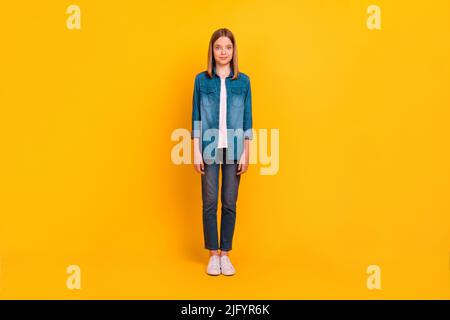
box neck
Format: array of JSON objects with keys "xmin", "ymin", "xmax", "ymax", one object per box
[{"xmin": 215, "ymin": 64, "xmax": 231, "ymax": 78}]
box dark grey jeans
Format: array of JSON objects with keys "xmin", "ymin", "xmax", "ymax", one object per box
[{"xmin": 201, "ymin": 148, "xmax": 241, "ymax": 251}]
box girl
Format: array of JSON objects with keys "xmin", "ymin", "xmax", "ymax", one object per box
[{"xmin": 191, "ymin": 28, "xmax": 253, "ymax": 276}]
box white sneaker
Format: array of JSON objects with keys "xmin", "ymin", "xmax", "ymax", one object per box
[
  {"xmin": 206, "ymin": 255, "xmax": 221, "ymax": 276},
  {"xmin": 220, "ymin": 255, "xmax": 236, "ymax": 276}
]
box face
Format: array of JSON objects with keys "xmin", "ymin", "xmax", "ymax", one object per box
[{"xmin": 213, "ymin": 36, "xmax": 233, "ymax": 66}]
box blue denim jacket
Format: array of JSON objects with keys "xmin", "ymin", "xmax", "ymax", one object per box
[{"xmin": 191, "ymin": 67, "xmax": 253, "ymax": 163}]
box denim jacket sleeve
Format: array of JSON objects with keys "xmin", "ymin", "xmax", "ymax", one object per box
[
  {"xmin": 243, "ymin": 76, "xmax": 253, "ymax": 140},
  {"xmin": 191, "ymin": 75, "xmax": 201, "ymax": 139}
]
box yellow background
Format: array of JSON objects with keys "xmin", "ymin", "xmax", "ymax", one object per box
[{"xmin": 1, "ymin": 0, "xmax": 449, "ymax": 299}]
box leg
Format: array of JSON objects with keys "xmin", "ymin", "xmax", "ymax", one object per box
[
  {"xmin": 201, "ymin": 160, "xmax": 220, "ymax": 251},
  {"xmin": 219, "ymin": 156, "xmax": 241, "ymax": 252}
]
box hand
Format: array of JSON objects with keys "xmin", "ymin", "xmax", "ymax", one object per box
[
  {"xmin": 193, "ymin": 149, "xmax": 205, "ymax": 175},
  {"xmin": 237, "ymin": 148, "xmax": 249, "ymax": 175}
]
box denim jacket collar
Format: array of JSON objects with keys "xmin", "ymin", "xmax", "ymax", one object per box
[{"xmin": 212, "ymin": 65, "xmax": 234, "ymax": 79}]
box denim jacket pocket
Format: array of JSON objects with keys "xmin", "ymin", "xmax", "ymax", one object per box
[
  {"xmin": 200, "ymin": 85, "xmax": 216, "ymax": 106},
  {"xmin": 230, "ymin": 87, "xmax": 243, "ymax": 95},
  {"xmin": 200, "ymin": 85, "xmax": 216, "ymax": 93},
  {"xmin": 230, "ymin": 86, "xmax": 245, "ymax": 108}
]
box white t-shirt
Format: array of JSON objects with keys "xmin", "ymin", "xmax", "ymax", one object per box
[{"xmin": 217, "ymin": 78, "xmax": 228, "ymax": 148}]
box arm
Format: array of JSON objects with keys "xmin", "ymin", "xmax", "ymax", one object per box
[
  {"xmin": 238, "ymin": 77, "xmax": 253, "ymax": 175},
  {"xmin": 191, "ymin": 75, "xmax": 201, "ymax": 142},
  {"xmin": 191, "ymin": 75, "xmax": 204, "ymax": 174},
  {"xmin": 243, "ymin": 76, "xmax": 253, "ymax": 140}
]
